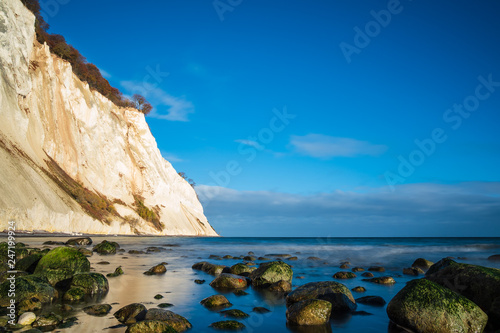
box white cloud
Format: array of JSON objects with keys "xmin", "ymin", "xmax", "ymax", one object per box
[
  {"xmin": 99, "ymin": 69, "xmax": 112, "ymax": 79},
  {"xmin": 290, "ymin": 134, "xmax": 387, "ymax": 158},
  {"xmin": 234, "ymin": 139, "xmax": 265, "ymax": 150},
  {"xmin": 121, "ymin": 81, "xmax": 194, "ymax": 122},
  {"xmin": 196, "ymin": 182, "xmax": 500, "ymax": 237}
]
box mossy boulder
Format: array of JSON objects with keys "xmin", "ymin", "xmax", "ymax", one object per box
[
  {"xmin": 144, "ymin": 264, "xmax": 167, "ymax": 275},
  {"xmin": 93, "ymin": 240, "xmax": 119, "ymax": 255},
  {"xmin": 210, "ymin": 320, "xmax": 245, "ymax": 331},
  {"xmin": 200, "ymin": 295, "xmax": 232, "ymax": 309},
  {"xmin": 0, "ymin": 275, "xmax": 57, "ymax": 311},
  {"xmin": 83, "ymin": 304, "xmax": 112, "ymax": 316},
  {"xmin": 33, "ymin": 247, "xmax": 90, "ymax": 286},
  {"xmin": 66, "ymin": 237, "xmax": 92, "ymax": 246},
  {"xmin": 249, "ymin": 261, "xmax": 293, "ymax": 288},
  {"xmin": 125, "ymin": 320, "xmax": 177, "ymax": 333},
  {"xmin": 412, "ymin": 258, "xmax": 434, "ymax": 271},
  {"xmin": 145, "ymin": 308, "xmax": 192, "ymax": 332},
  {"xmin": 387, "ymin": 279, "xmax": 487, "ymax": 333},
  {"xmin": 210, "ymin": 273, "xmax": 247, "ymax": 290},
  {"xmin": 403, "ymin": 267, "xmax": 425, "ymax": 276},
  {"xmin": 268, "ymin": 280, "xmax": 292, "ymax": 293},
  {"xmin": 114, "ymin": 303, "xmax": 147, "ymax": 324},
  {"xmin": 286, "ymin": 299, "xmax": 332, "ymax": 326},
  {"xmin": 230, "ymin": 263, "xmax": 256, "ymax": 275},
  {"xmin": 63, "ymin": 273, "xmax": 108, "ymax": 301},
  {"xmin": 352, "ymin": 286, "xmax": 366, "ymax": 293},
  {"xmin": 362, "ymin": 276, "xmax": 395, "ymax": 285},
  {"xmin": 426, "ymin": 258, "xmax": 500, "ymax": 329},
  {"xmin": 286, "ymin": 281, "xmax": 356, "ymax": 312},
  {"xmin": 32, "ymin": 312, "xmax": 62, "ymax": 328},
  {"xmin": 220, "ymin": 309, "xmax": 249, "ymax": 319},
  {"xmin": 107, "ymin": 266, "xmax": 124, "ymax": 277},
  {"xmin": 78, "ymin": 248, "xmax": 93, "ymax": 257},
  {"xmin": 333, "ymin": 272, "xmax": 357, "ymax": 279},
  {"xmin": 15, "ymin": 254, "xmax": 43, "ymax": 273},
  {"xmin": 192, "ymin": 262, "xmax": 226, "ymax": 275}
]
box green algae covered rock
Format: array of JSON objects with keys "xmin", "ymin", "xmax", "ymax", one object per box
[
  {"xmin": 114, "ymin": 303, "xmax": 147, "ymax": 324},
  {"xmin": 220, "ymin": 309, "xmax": 249, "ymax": 319},
  {"xmin": 210, "ymin": 320, "xmax": 245, "ymax": 331},
  {"xmin": 34, "ymin": 247, "xmax": 90, "ymax": 286},
  {"xmin": 0, "ymin": 275, "xmax": 57, "ymax": 311},
  {"xmin": 93, "ymin": 240, "xmax": 119, "ymax": 255},
  {"xmin": 83, "ymin": 304, "xmax": 112, "ymax": 316},
  {"xmin": 126, "ymin": 320, "xmax": 177, "ymax": 333},
  {"xmin": 63, "ymin": 272, "xmax": 109, "ymax": 301},
  {"xmin": 426, "ymin": 258, "xmax": 500, "ymax": 329},
  {"xmin": 200, "ymin": 295, "xmax": 232, "ymax": 309},
  {"xmin": 286, "ymin": 299, "xmax": 332, "ymax": 326},
  {"xmin": 230, "ymin": 263, "xmax": 256, "ymax": 275},
  {"xmin": 210, "ymin": 273, "xmax": 247, "ymax": 290},
  {"xmin": 286, "ymin": 281, "xmax": 356, "ymax": 312},
  {"xmin": 144, "ymin": 309, "xmax": 192, "ymax": 332},
  {"xmin": 249, "ymin": 261, "xmax": 293, "ymax": 288},
  {"xmin": 387, "ymin": 279, "xmax": 487, "ymax": 333}
]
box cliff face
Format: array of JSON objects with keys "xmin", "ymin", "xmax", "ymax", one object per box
[{"xmin": 0, "ymin": 0, "xmax": 218, "ymax": 236}]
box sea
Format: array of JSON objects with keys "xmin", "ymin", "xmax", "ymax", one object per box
[{"xmin": 13, "ymin": 236, "xmax": 500, "ymax": 332}]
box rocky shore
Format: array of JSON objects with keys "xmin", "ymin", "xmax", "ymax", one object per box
[{"xmin": 1, "ymin": 238, "xmax": 499, "ymax": 332}]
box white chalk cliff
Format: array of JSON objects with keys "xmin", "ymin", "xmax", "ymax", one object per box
[{"xmin": 0, "ymin": 0, "xmax": 218, "ymax": 236}]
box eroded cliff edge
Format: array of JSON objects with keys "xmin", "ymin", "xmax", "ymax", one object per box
[{"xmin": 0, "ymin": 0, "xmax": 218, "ymax": 236}]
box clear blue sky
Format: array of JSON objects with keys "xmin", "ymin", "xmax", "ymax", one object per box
[{"xmin": 40, "ymin": 0, "xmax": 500, "ymax": 236}]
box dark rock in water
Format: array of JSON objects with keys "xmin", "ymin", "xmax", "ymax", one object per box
[
  {"xmin": 268, "ymin": 280, "xmax": 292, "ymax": 293},
  {"xmin": 362, "ymin": 276, "xmax": 395, "ymax": 285},
  {"xmin": 144, "ymin": 264, "xmax": 167, "ymax": 275},
  {"xmin": 32, "ymin": 312, "xmax": 62, "ymax": 328},
  {"xmin": 200, "ymin": 295, "xmax": 232, "ymax": 309},
  {"xmin": 361, "ymin": 272, "xmax": 374, "ymax": 278},
  {"xmin": 15, "ymin": 253, "xmax": 43, "ymax": 273},
  {"xmin": 145, "ymin": 308, "xmax": 192, "ymax": 332},
  {"xmin": 368, "ymin": 266, "xmax": 385, "ymax": 272},
  {"xmin": 192, "ymin": 261, "xmax": 226, "ymax": 275},
  {"xmin": 258, "ymin": 256, "xmax": 271, "ymax": 261},
  {"xmin": 97, "ymin": 261, "xmax": 110, "ymax": 265},
  {"xmin": 233, "ymin": 289, "xmax": 249, "ymax": 296},
  {"xmin": 154, "ymin": 294, "xmax": 163, "ymax": 299},
  {"xmin": 387, "ymin": 279, "xmax": 487, "ymax": 333},
  {"xmin": 426, "ymin": 258, "xmax": 500, "ymax": 330},
  {"xmin": 0, "ymin": 275, "xmax": 56, "ymax": 312},
  {"xmin": 128, "ymin": 250, "xmax": 145, "ymax": 254},
  {"xmin": 488, "ymin": 254, "xmax": 500, "ymax": 261},
  {"xmin": 78, "ymin": 248, "xmax": 93, "ymax": 257},
  {"xmin": 107, "ymin": 266, "xmax": 124, "ymax": 277},
  {"xmin": 356, "ymin": 296, "xmax": 386, "ymax": 306},
  {"xmin": 146, "ymin": 247, "xmax": 167, "ymax": 253},
  {"xmin": 230, "ymin": 263, "xmax": 255, "ymax": 275},
  {"xmin": 351, "ymin": 286, "xmax": 366, "ymax": 293},
  {"xmin": 352, "ymin": 267, "xmax": 364, "ymax": 272},
  {"xmin": 333, "ymin": 271, "xmax": 357, "ymax": 279},
  {"xmin": 412, "ymin": 258, "xmax": 434, "ymax": 271},
  {"xmin": 63, "ymin": 272, "xmax": 109, "ymax": 301},
  {"xmin": 210, "ymin": 320, "xmax": 246, "ymax": 331},
  {"xmin": 286, "ymin": 299, "xmax": 332, "ymax": 326},
  {"xmin": 403, "ymin": 267, "xmax": 424, "ymax": 276},
  {"xmin": 83, "ymin": 304, "xmax": 112, "ymax": 316},
  {"xmin": 286, "ymin": 281, "xmax": 356, "ymax": 312},
  {"xmin": 265, "ymin": 253, "xmax": 292, "ymax": 258},
  {"xmin": 352, "ymin": 310, "xmax": 373, "ymax": 316},
  {"xmin": 43, "ymin": 241, "xmax": 65, "ymax": 245},
  {"xmin": 158, "ymin": 303, "xmax": 174, "ymax": 308},
  {"xmin": 66, "ymin": 237, "xmax": 92, "ymax": 246},
  {"xmin": 220, "ymin": 309, "xmax": 250, "ymax": 319},
  {"xmin": 194, "ymin": 279, "xmax": 205, "ymax": 284},
  {"xmin": 249, "ymin": 261, "xmax": 293, "ymax": 288},
  {"xmin": 209, "ymin": 254, "xmax": 221, "ymax": 259},
  {"xmin": 34, "ymin": 246, "xmax": 90, "ymax": 286},
  {"xmin": 114, "ymin": 303, "xmax": 147, "ymax": 324},
  {"xmin": 307, "ymin": 257, "xmax": 321, "ymax": 261},
  {"xmin": 253, "ymin": 307, "xmax": 271, "ymax": 313},
  {"xmin": 93, "ymin": 240, "xmax": 119, "ymax": 255},
  {"xmin": 243, "ymin": 255, "xmax": 256, "ymax": 261},
  {"xmin": 126, "ymin": 320, "xmax": 177, "ymax": 333},
  {"xmin": 288, "ymin": 256, "xmax": 298, "ymax": 261},
  {"xmin": 210, "ymin": 273, "xmax": 247, "ymax": 290},
  {"xmin": 223, "ymin": 255, "xmax": 234, "ymax": 259},
  {"xmin": 340, "ymin": 264, "xmax": 349, "ymax": 269}
]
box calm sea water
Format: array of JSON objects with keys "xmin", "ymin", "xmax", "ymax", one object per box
[{"xmin": 15, "ymin": 236, "xmax": 500, "ymax": 332}]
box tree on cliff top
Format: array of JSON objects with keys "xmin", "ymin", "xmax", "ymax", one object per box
[
  {"xmin": 20, "ymin": 0, "xmax": 153, "ymax": 114},
  {"xmin": 132, "ymin": 94, "xmax": 153, "ymax": 115}
]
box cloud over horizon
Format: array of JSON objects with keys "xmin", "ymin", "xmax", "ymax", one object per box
[
  {"xmin": 290, "ymin": 134, "xmax": 387, "ymax": 158},
  {"xmin": 121, "ymin": 81, "xmax": 194, "ymax": 122},
  {"xmin": 196, "ymin": 182, "xmax": 500, "ymax": 237}
]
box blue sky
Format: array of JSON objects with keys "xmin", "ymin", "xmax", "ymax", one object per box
[{"xmin": 40, "ymin": 0, "xmax": 500, "ymax": 236}]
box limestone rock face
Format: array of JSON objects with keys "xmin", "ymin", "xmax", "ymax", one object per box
[{"xmin": 0, "ymin": 0, "xmax": 217, "ymax": 236}]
